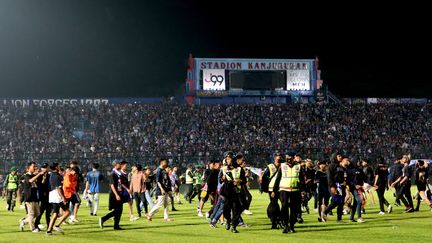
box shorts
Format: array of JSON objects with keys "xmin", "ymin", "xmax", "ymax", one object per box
[
  {"xmin": 52, "ymin": 202, "xmax": 68, "ymax": 214},
  {"xmin": 363, "ymin": 183, "xmax": 373, "ymax": 192},
  {"xmin": 67, "ymin": 193, "xmax": 80, "ymax": 205}
]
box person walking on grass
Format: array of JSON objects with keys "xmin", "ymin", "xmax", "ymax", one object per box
[
  {"xmin": 46, "ymin": 163, "xmax": 70, "ymax": 235},
  {"xmin": 99, "ymin": 160, "xmax": 129, "ymax": 230},
  {"xmin": 145, "ymin": 159, "xmax": 173, "ymax": 222}
]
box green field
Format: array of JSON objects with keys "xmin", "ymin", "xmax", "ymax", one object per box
[{"xmin": 1, "ymin": 190, "xmax": 431, "ymax": 243}]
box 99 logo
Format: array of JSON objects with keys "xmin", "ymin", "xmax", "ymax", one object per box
[{"xmin": 204, "ymin": 73, "xmax": 224, "ymax": 86}]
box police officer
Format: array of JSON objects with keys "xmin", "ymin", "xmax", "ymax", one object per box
[
  {"xmin": 260, "ymin": 152, "xmax": 282, "ymax": 229},
  {"xmin": 220, "ymin": 151, "xmax": 246, "ymax": 233},
  {"xmin": 185, "ymin": 164, "xmax": 194, "ymax": 203},
  {"xmin": 4, "ymin": 167, "xmax": 19, "ymax": 212},
  {"xmin": 272, "ymin": 156, "xmax": 304, "ymax": 233}
]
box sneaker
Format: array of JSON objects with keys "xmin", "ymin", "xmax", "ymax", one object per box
[
  {"xmin": 32, "ymin": 228, "xmax": 40, "ymax": 233},
  {"xmin": 53, "ymin": 226, "xmax": 64, "ymax": 234},
  {"xmin": 405, "ymin": 208, "xmax": 414, "ymax": 213},
  {"xmin": 321, "ymin": 213, "xmax": 327, "ymax": 222},
  {"xmin": 387, "ymin": 205, "xmax": 393, "ymax": 213},
  {"xmin": 357, "ymin": 218, "xmax": 366, "ymax": 223},
  {"xmin": 240, "ymin": 223, "xmax": 250, "ymax": 228},
  {"xmin": 172, "ymin": 208, "xmax": 178, "ymax": 211},
  {"xmin": 163, "ymin": 218, "xmax": 173, "ymax": 222},
  {"xmin": 19, "ymin": 219, "xmax": 25, "ymax": 231},
  {"xmin": 99, "ymin": 217, "xmax": 104, "ymax": 229},
  {"xmin": 378, "ymin": 211, "xmax": 385, "ymax": 215},
  {"xmin": 72, "ymin": 218, "xmax": 80, "ymax": 223},
  {"xmin": 209, "ymin": 223, "xmax": 216, "ymax": 228},
  {"xmin": 145, "ymin": 213, "xmax": 152, "ymax": 221},
  {"xmin": 243, "ymin": 209, "xmax": 253, "ymax": 215},
  {"xmin": 205, "ymin": 212, "xmax": 210, "ymax": 219},
  {"xmin": 198, "ymin": 211, "xmax": 203, "ymax": 217},
  {"xmin": 130, "ymin": 216, "xmax": 140, "ymax": 222},
  {"xmin": 38, "ymin": 224, "xmax": 45, "ymax": 229},
  {"xmin": 46, "ymin": 231, "xmax": 52, "ymax": 236},
  {"xmin": 349, "ymin": 219, "xmax": 357, "ymax": 223}
]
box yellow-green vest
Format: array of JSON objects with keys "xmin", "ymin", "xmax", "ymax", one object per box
[
  {"xmin": 279, "ymin": 163, "xmax": 300, "ymax": 192},
  {"xmin": 268, "ymin": 164, "xmax": 278, "ymax": 192},
  {"xmin": 186, "ymin": 169, "xmax": 194, "ymax": 184},
  {"xmin": 5, "ymin": 174, "xmax": 18, "ymax": 190}
]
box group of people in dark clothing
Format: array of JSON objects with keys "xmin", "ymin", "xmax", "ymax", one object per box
[{"xmin": 259, "ymin": 151, "xmax": 432, "ymax": 234}]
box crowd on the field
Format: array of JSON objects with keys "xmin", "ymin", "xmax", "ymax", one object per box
[
  {"xmin": 2, "ymin": 151, "xmax": 431, "ymax": 236},
  {"xmin": 1, "ymin": 103, "xmax": 430, "ymax": 166}
]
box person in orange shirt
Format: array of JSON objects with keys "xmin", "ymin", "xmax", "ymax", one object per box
[{"xmin": 63, "ymin": 167, "xmax": 79, "ymax": 223}]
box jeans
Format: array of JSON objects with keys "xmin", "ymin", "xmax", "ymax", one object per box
[
  {"xmin": 145, "ymin": 190, "xmax": 155, "ymax": 209},
  {"xmin": 211, "ymin": 196, "xmax": 225, "ymax": 224},
  {"xmin": 350, "ymin": 190, "xmax": 363, "ymax": 220},
  {"xmin": 133, "ymin": 192, "xmax": 146, "ymax": 216}
]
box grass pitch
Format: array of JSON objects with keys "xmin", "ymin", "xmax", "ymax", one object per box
[{"xmin": 1, "ymin": 189, "xmax": 431, "ymax": 242}]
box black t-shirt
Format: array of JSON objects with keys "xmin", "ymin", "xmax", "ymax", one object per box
[
  {"xmin": 363, "ymin": 166, "xmax": 374, "ymax": 184},
  {"xmin": 207, "ymin": 169, "xmax": 220, "ymax": 193},
  {"xmin": 415, "ymin": 167, "xmax": 428, "ymax": 189},
  {"xmin": 316, "ymin": 170, "xmax": 329, "ymax": 193},
  {"xmin": 109, "ymin": 170, "xmax": 121, "ymax": 193},
  {"xmin": 49, "ymin": 172, "xmax": 63, "ymax": 191},
  {"xmin": 374, "ymin": 165, "xmax": 388, "ymax": 187},
  {"xmin": 23, "ymin": 173, "xmax": 39, "ymax": 202},
  {"xmin": 145, "ymin": 174, "xmax": 154, "ymax": 190},
  {"xmin": 37, "ymin": 173, "xmax": 50, "ymax": 200}
]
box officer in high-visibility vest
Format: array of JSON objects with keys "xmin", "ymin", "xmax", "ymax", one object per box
[
  {"xmin": 272, "ymin": 156, "xmax": 304, "ymax": 234},
  {"xmin": 4, "ymin": 167, "xmax": 19, "ymax": 211},
  {"xmin": 184, "ymin": 164, "xmax": 194, "ymax": 203},
  {"xmin": 260, "ymin": 152, "xmax": 282, "ymax": 229},
  {"xmin": 220, "ymin": 151, "xmax": 246, "ymax": 233}
]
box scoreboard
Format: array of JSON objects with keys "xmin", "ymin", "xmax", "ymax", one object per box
[{"xmin": 185, "ymin": 55, "xmax": 320, "ymax": 104}]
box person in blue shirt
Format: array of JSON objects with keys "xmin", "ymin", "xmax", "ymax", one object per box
[{"xmin": 85, "ymin": 163, "xmax": 104, "ymax": 216}]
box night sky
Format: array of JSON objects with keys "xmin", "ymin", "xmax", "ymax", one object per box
[{"xmin": 0, "ymin": 1, "xmax": 429, "ymax": 98}]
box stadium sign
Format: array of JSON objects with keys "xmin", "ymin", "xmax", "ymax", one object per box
[{"xmin": 1, "ymin": 98, "xmax": 109, "ymax": 107}]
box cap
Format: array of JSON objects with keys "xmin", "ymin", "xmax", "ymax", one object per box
[
  {"xmin": 41, "ymin": 163, "xmax": 49, "ymax": 169},
  {"xmin": 10, "ymin": 166, "xmax": 17, "ymax": 172}
]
